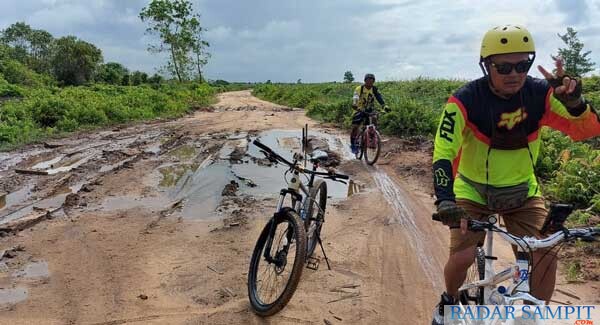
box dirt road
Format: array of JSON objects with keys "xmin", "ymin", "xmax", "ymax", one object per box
[{"xmin": 0, "ymin": 90, "xmax": 597, "ymax": 324}]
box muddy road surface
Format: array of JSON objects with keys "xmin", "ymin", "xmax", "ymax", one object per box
[{"xmin": 0, "ymin": 90, "xmax": 598, "ymax": 324}]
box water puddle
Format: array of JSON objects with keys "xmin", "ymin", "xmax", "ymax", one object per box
[
  {"xmin": 2, "ymin": 183, "xmax": 35, "ymax": 210},
  {"xmin": 158, "ymin": 164, "xmax": 200, "ymax": 187},
  {"xmin": 31, "ymin": 155, "xmax": 65, "ymax": 170},
  {"xmin": 0, "ymin": 183, "xmax": 84, "ymax": 225},
  {"xmin": 156, "ymin": 129, "xmax": 350, "ymax": 220},
  {"xmin": 167, "ymin": 145, "xmax": 197, "ymax": 161},
  {"xmin": 13, "ymin": 261, "xmax": 49, "ymax": 278},
  {"xmin": 0, "ymin": 287, "xmax": 28, "ymax": 305}
]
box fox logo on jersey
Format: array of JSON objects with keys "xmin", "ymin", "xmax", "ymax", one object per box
[{"xmin": 498, "ymin": 108, "xmax": 528, "ymax": 130}]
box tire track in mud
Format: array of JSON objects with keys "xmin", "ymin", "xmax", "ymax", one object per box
[
  {"xmin": 328, "ymin": 133, "xmax": 443, "ymax": 291},
  {"xmin": 372, "ymin": 167, "xmax": 444, "ymax": 292}
]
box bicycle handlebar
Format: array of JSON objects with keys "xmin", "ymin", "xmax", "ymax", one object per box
[
  {"xmin": 253, "ymin": 139, "xmax": 349, "ymax": 181},
  {"xmin": 431, "ymin": 212, "xmax": 599, "ymax": 250}
]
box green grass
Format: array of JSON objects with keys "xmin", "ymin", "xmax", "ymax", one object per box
[{"xmin": 0, "ymin": 82, "xmax": 217, "ymax": 150}]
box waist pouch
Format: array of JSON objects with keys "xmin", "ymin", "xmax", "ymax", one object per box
[{"xmin": 460, "ymin": 174, "xmax": 529, "ymax": 211}]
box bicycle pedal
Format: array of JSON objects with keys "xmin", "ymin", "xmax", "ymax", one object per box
[{"xmin": 306, "ymin": 256, "xmax": 320, "ymax": 270}]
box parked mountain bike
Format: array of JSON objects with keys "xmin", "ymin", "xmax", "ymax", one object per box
[
  {"xmin": 247, "ymin": 138, "xmax": 349, "ymax": 316},
  {"xmin": 353, "ymin": 110, "xmax": 381, "ymax": 165},
  {"xmin": 432, "ymin": 204, "xmax": 600, "ymax": 324}
]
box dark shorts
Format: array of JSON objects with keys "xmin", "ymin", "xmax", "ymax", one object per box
[{"xmin": 352, "ymin": 110, "xmax": 372, "ymax": 125}]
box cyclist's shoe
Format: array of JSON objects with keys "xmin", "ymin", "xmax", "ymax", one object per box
[{"xmin": 432, "ymin": 292, "xmax": 455, "ymax": 325}]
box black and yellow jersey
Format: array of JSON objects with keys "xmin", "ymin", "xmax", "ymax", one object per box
[
  {"xmin": 353, "ymin": 85, "xmax": 385, "ymax": 110},
  {"xmin": 433, "ymin": 76, "xmax": 600, "ymax": 205}
]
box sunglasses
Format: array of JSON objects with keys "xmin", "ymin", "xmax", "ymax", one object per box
[{"xmin": 490, "ymin": 60, "xmax": 532, "ymax": 75}]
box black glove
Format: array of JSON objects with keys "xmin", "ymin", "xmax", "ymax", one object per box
[
  {"xmin": 436, "ymin": 200, "xmax": 467, "ymax": 227},
  {"xmin": 548, "ymin": 75, "xmax": 584, "ymax": 108}
]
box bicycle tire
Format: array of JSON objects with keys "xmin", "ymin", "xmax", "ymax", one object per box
[
  {"xmin": 248, "ymin": 208, "xmax": 307, "ymax": 316},
  {"xmin": 459, "ymin": 246, "xmax": 485, "ymax": 305},
  {"xmin": 355, "ymin": 133, "xmax": 364, "ymax": 160},
  {"xmin": 304, "ymin": 180, "xmax": 327, "ymax": 257},
  {"xmin": 363, "ymin": 130, "xmax": 381, "ymax": 165}
]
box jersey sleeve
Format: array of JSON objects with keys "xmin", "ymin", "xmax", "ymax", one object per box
[
  {"xmin": 373, "ymin": 86, "xmax": 385, "ymax": 106},
  {"xmin": 541, "ymin": 88, "xmax": 600, "ymax": 141},
  {"xmin": 432, "ymin": 96, "xmax": 467, "ymax": 204}
]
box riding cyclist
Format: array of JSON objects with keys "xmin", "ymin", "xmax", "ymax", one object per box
[
  {"xmin": 350, "ymin": 73, "xmax": 389, "ymax": 154},
  {"xmin": 431, "ymin": 25, "xmax": 600, "ymax": 324}
]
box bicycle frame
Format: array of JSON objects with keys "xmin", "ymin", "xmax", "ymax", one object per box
[
  {"xmin": 263, "ymin": 162, "xmax": 321, "ymax": 265},
  {"xmin": 459, "ymin": 223, "xmax": 545, "ymax": 306}
]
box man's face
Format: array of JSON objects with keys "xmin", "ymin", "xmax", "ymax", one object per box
[
  {"xmin": 488, "ymin": 53, "xmax": 531, "ymax": 96},
  {"xmin": 365, "ymin": 78, "xmax": 375, "ymax": 88}
]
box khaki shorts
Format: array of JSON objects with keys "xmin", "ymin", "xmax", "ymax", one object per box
[{"xmin": 449, "ymin": 197, "xmax": 549, "ymax": 255}]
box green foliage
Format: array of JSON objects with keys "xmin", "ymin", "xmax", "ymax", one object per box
[
  {"xmin": 52, "ymin": 36, "xmax": 103, "ymax": 86},
  {"xmin": 140, "ymin": 0, "xmax": 210, "ymax": 82},
  {"xmin": 343, "ymin": 71, "xmax": 354, "ymax": 83},
  {"xmin": 0, "ymin": 22, "xmax": 54, "ymax": 74},
  {"xmin": 0, "ymin": 83, "xmax": 216, "ymax": 149},
  {"xmin": 0, "ymin": 59, "xmax": 53, "ymax": 87},
  {"xmin": 552, "ymin": 27, "xmax": 595, "ymax": 77},
  {"xmin": 96, "ymin": 62, "xmax": 129, "ymax": 85}
]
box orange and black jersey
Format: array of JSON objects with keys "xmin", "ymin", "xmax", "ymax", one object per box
[{"xmin": 433, "ymin": 76, "xmax": 600, "ymax": 205}]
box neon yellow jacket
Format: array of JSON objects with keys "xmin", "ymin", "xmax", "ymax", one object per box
[{"xmin": 433, "ymin": 76, "xmax": 600, "ymax": 205}]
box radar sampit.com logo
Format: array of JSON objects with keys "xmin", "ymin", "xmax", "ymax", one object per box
[{"xmin": 444, "ymin": 305, "xmax": 598, "ymax": 324}]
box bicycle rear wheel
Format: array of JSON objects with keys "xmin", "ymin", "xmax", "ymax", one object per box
[
  {"xmin": 363, "ymin": 129, "xmax": 381, "ymax": 165},
  {"xmin": 248, "ymin": 208, "xmax": 307, "ymax": 316},
  {"xmin": 303, "ymin": 180, "xmax": 327, "ymax": 257},
  {"xmin": 459, "ymin": 245, "xmax": 485, "ymax": 305}
]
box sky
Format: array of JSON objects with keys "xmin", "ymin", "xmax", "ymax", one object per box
[{"xmin": 0, "ymin": 0, "xmax": 599, "ymax": 82}]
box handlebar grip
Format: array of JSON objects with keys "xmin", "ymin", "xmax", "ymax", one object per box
[
  {"xmin": 253, "ymin": 139, "xmax": 272, "ymax": 153},
  {"xmin": 334, "ymin": 173, "xmax": 349, "ymax": 180}
]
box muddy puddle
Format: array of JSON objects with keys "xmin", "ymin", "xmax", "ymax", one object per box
[
  {"xmin": 0, "ymin": 183, "xmax": 84, "ymax": 225},
  {"xmin": 98, "ymin": 129, "xmax": 351, "ymax": 221}
]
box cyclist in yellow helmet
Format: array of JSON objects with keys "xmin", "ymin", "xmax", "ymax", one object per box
[
  {"xmin": 350, "ymin": 73, "xmax": 389, "ymax": 154},
  {"xmin": 431, "ymin": 25, "xmax": 600, "ymax": 324}
]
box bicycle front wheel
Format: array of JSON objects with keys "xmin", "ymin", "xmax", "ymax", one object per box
[
  {"xmin": 363, "ymin": 130, "xmax": 381, "ymax": 165},
  {"xmin": 248, "ymin": 208, "xmax": 307, "ymax": 316},
  {"xmin": 304, "ymin": 180, "xmax": 327, "ymax": 257}
]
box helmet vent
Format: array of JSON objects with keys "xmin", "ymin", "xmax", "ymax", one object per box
[
  {"xmin": 523, "ymin": 36, "xmax": 529, "ymax": 42},
  {"xmin": 501, "ymin": 38, "xmax": 508, "ymax": 44}
]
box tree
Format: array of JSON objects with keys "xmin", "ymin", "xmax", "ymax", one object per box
[
  {"xmin": 131, "ymin": 71, "xmax": 149, "ymax": 85},
  {"xmin": 96, "ymin": 62, "xmax": 129, "ymax": 85},
  {"xmin": 148, "ymin": 73, "xmax": 164, "ymax": 85},
  {"xmin": 121, "ymin": 73, "xmax": 130, "ymax": 86},
  {"xmin": 52, "ymin": 36, "xmax": 103, "ymax": 86},
  {"xmin": 297, "ymin": 78, "xmax": 302, "ymax": 84},
  {"xmin": 552, "ymin": 27, "xmax": 595, "ymax": 77},
  {"xmin": 343, "ymin": 71, "xmax": 354, "ymax": 83},
  {"xmin": 140, "ymin": 0, "xmax": 210, "ymax": 82},
  {"xmin": 0, "ymin": 22, "xmax": 54, "ymax": 74}
]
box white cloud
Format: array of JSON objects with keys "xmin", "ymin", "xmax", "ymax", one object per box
[{"xmin": 1, "ymin": 0, "xmax": 600, "ymax": 81}]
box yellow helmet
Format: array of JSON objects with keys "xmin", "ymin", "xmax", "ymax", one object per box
[{"xmin": 480, "ymin": 25, "xmax": 535, "ymax": 59}]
